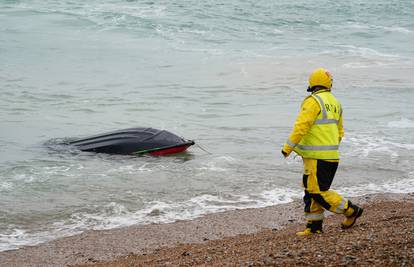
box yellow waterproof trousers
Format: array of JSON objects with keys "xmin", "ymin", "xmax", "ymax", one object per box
[{"xmin": 302, "ymin": 158, "xmax": 349, "ymax": 225}]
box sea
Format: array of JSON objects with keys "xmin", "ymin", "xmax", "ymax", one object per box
[{"xmin": 1, "ymin": 0, "xmax": 413, "ymax": 251}]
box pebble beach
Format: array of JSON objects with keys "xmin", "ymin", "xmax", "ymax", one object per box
[{"xmin": 0, "ymin": 193, "xmax": 413, "ymax": 267}]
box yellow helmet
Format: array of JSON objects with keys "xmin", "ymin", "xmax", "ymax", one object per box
[{"xmin": 308, "ymin": 68, "xmax": 333, "ymax": 91}]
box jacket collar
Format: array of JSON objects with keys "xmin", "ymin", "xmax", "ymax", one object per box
[{"xmin": 312, "ymin": 88, "xmax": 331, "ymax": 95}]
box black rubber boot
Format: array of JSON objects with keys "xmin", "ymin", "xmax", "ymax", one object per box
[{"xmin": 342, "ymin": 201, "xmax": 363, "ymax": 229}]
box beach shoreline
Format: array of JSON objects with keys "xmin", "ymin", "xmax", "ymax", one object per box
[{"xmin": 0, "ymin": 192, "xmax": 413, "ymax": 267}]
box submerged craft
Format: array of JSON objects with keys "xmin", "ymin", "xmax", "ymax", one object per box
[{"xmin": 69, "ymin": 127, "xmax": 194, "ymax": 156}]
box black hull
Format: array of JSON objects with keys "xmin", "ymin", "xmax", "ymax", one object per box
[{"xmin": 69, "ymin": 127, "xmax": 194, "ymax": 155}]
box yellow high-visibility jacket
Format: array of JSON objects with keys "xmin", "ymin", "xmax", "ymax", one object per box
[{"xmin": 282, "ymin": 90, "xmax": 344, "ymax": 160}]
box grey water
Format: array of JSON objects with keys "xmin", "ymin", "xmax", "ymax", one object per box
[{"xmin": 1, "ymin": 0, "xmax": 414, "ymax": 250}]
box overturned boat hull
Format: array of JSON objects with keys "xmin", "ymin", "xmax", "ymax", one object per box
[{"xmin": 69, "ymin": 128, "xmax": 194, "ymax": 156}]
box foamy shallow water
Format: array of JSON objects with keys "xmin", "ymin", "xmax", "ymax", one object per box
[{"xmin": 1, "ymin": 0, "xmax": 414, "ymax": 251}]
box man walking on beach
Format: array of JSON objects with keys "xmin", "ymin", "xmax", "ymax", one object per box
[{"xmin": 281, "ymin": 68, "xmax": 363, "ymax": 236}]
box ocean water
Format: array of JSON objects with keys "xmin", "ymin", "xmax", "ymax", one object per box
[{"xmin": 1, "ymin": 0, "xmax": 414, "ymax": 251}]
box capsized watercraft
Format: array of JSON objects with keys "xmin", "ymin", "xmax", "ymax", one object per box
[{"xmin": 69, "ymin": 127, "xmax": 195, "ymax": 156}]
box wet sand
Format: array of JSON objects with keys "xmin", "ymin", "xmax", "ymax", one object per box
[{"xmin": 0, "ymin": 193, "xmax": 413, "ymax": 267}]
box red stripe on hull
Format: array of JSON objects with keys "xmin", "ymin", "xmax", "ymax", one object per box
[{"xmin": 149, "ymin": 144, "xmax": 191, "ymax": 156}]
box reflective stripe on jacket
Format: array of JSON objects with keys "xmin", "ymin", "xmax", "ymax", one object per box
[{"xmin": 283, "ymin": 90, "xmax": 344, "ymax": 160}]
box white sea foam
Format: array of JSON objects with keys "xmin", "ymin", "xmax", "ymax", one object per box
[
  {"xmin": 0, "ymin": 229, "xmax": 31, "ymax": 251},
  {"xmin": 198, "ymin": 162, "xmax": 228, "ymax": 172},
  {"xmin": 382, "ymin": 26, "xmax": 412, "ymax": 34},
  {"xmin": 108, "ymin": 163, "xmax": 154, "ymax": 174},
  {"xmin": 0, "ymin": 226, "xmax": 84, "ymax": 252},
  {"xmin": 345, "ymin": 133, "xmax": 414, "ymax": 159},
  {"xmin": 197, "ymin": 156, "xmax": 238, "ymax": 172},
  {"xmin": 337, "ymin": 45, "xmax": 399, "ymax": 59},
  {"xmin": 272, "ymin": 28, "xmax": 284, "ymax": 34},
  {"xmin": 338, "ymin": 177, "xmax": 414, "ymax": 196},
  {"xmin": 345, "ymin": 22, "xmax": 370, "ymax": 30},
  {"xmin": 14, "ymin": 173, "xmax": 36, "ymax": 183},
  {"xmin": 67, "ymin": 187, "xmax": 302, "ymax": 229},
  {"xmin": 344, "ymin": 22, "xmax": 412, "ymax": 34},
  {"xmin": 342, "ymin": 61, "xmax": 388, "ymax": 69},
  {"xmin": 8, "ymin": 164, "xmax": 80, "ymax": 184},
  {"xmin": 0, "ymin": 186, "xmax": 302, "ymax": 251},
  {"xmin": 388, "ymin": 118, "xmax": 414, "ymax": 128},
  {"xmin": 43, "ymin": 165, "xmax": 71, "ymax": 174},
  {"xmin": 1, "ymin": 174, "xmax": 414, "ymax": 252},
  {"xmin": 0, "ymin": 181, "xmax": 13, "ymax": 192}
]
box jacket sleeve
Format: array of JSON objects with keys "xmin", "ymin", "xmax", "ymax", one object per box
[
  {"xmin": 282, "ymin": 97, "xmax": 320, "ymax": 156},
  {"xmin": 338, "ymin": 108, "xmax": 345, "ymax": 142}
]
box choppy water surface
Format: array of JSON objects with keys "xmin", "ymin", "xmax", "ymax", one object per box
[{"xmin": 1, "ymin": 0, "xmax": 414, "ymax": 251}]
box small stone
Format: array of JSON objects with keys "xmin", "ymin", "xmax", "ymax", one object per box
[
  {"xmin": 263, "ymin": 256, "xmax": 273, "ymax": 265},
  {"xmin": 182, "ymin": 251, "xmax": 192, "ymax": 257},
  {"xmin": 344, "ymin": 255, "xmax": 357, "ymax": 261}
]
